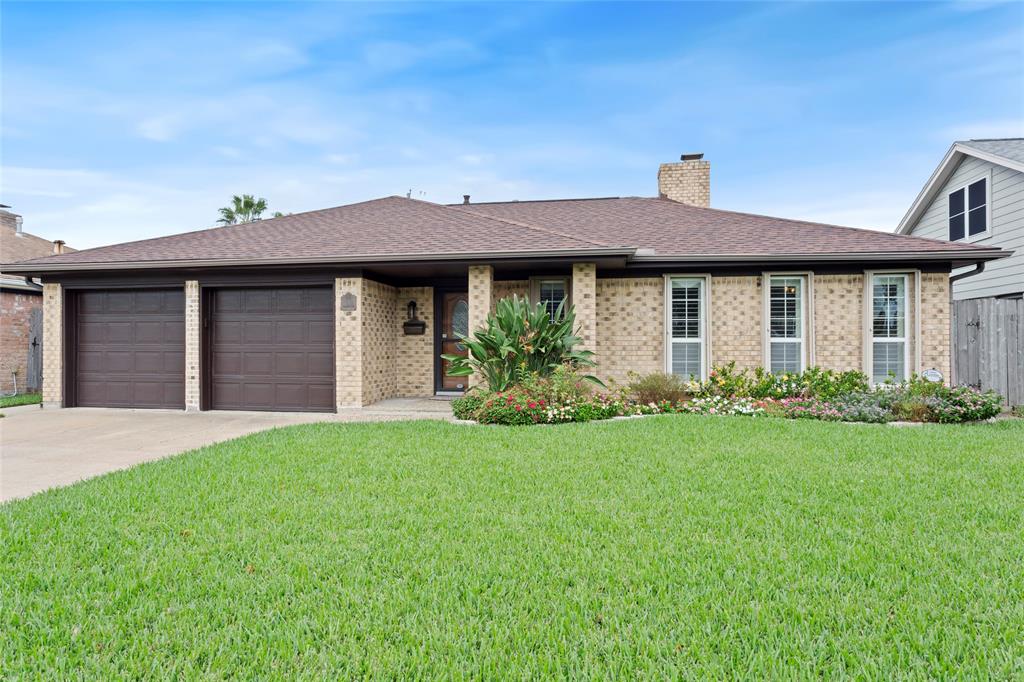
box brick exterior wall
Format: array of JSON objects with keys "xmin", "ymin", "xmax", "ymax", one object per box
[
  {"xmin": 42, "ymin": 283, "xmax": 62, "ymax": 407},
  {"xmin": 710, "ymin": 276, "xmax": 762, "ymax": 370},
  {"xmin": 396, "ymin": 287, "xmax": 434, "ymax": 397},
  {"xmin": 467, "ymin": 265, "xmax": 493, "ymax": 388},
  {"xmin": 0, "ymin": 291, "xmax": 41, "ymax": 394},
  {"xmin": 492, "ymin": 280, "xmax": 528, "ymax": 308},
  {"xmin": 657, "ymin": 159, "xmax": 711, "ymax": 207},
  {"xmin": 360, "ymin": 279, "xmax": 397, "ymax": 405},
  {"xmin": 919, "ymin": 272, "xmax": 950, "ymax": 380},
  {"xmin": 572, "ymin": 264, "xmax": 597, "ymax": 353},
  {"xmin": 595, "ymin": 277, "xmax": 664, "ymax": 385},
  {"xmin": 335, "ymin": 277, "xmax": 363, "ymax": 408},
  {"xmin": 813, "ymin": 274, "xmax": 864, "ymax": 371},
  {"xmin": 184, "ymin": 281, "xmax": 200, "ymax": 411}
]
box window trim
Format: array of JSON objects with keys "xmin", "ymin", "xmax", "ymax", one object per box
[
  {"xmin": 663, "ymin": 274, "xmax": 712, "ymax": 382},
  {"xmin": 761, "ymin": 272, "xmax": 814, "ymax": 374},
  {"xmin": 864, "ymin": 270, "xmax": 918, "ymax": 384},
  {"xmin": 947, "ymin": 171, "xmax": 992, "ymax": 243},
  {"xmin": 528, "ymin": 276, "xmax": 571, "ymax": 320}
]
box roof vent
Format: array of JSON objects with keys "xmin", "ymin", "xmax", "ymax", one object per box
[
  {"xmin": 680, "ymin": 153, "xmax": 704, "ymax": 161},
  {"xmin": 463, "ymin": 195, "xmax": 470, "ymax": 205}
]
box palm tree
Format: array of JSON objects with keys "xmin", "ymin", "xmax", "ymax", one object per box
[{"xmin": 216, "ymin": 195, "xmax": 270, "ymax": 225}]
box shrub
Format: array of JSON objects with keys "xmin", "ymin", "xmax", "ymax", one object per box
[
  {"xmin": 441, "ymin": 295, "xmax": 600, "ymax": 393},
  {"xmin": 627, "ymin": 372, "xmax": 691, "ymax": 405},
  {"xmin": 682, "ymin": 396, "xmax": 765, "ymax": 416},
  {"xmin": 1013, "ymin": 405, "xmax": 1024, "ymax": 418},
  {"xmin": 451, "ymin": 394, "xmax": 484, "ymax": 420},
  {"xmin": 923, "ymin": 386, "xmax": 1002, "ymax": 423},
  {"xmin": 696, "ymin": 362, "xmax": 752, "ymax": 398},
  {"xmin": 832, "ymin": 393, "xmax": 892, "ymax": 423}
]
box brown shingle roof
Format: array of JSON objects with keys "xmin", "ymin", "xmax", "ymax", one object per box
[
  {"xmin": 5, "ymin": 194, "xmax": 1005, "ymax": 271},
  {"xmin": 456, "ymin": 197, "xmax": 993, "ymax": 257},
  {"xmin": 12, "ymin": 196, "xmax": 612, "ymax": 268}
]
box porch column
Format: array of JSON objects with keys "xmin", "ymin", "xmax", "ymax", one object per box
[
  {"xmin": 335, "ymin": 276, "xmax": 364, "ymax": 408},
  {"xmin": 184, "ymin": 280, "xmax": 201, "ymax": 411},
  {"xmin": 42, "ymin": 282, "xmax": 63, "ymax": 408},
  {"xmin": 467, "ymin": 265, "xmax": 493, "ymax": 388},
  {"xmin": 572, "ymin": 263, "xmax": 597, "ymax": 353}
]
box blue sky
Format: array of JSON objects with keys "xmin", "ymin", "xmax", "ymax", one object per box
[{"xmin": 2, "ymin": 1, "xmax": 1022, "ymax": 249}]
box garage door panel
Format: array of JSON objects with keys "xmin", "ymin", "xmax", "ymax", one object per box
[
  {"xmin": 242, "ymin": 383, "xmax": 274, "ymax": 407},
  {"xmin": 73, "ymin": 289, "xmax": 185, "ymax": 409},
  {"xmin": 243, "ymin": 352, "xmax": 274, "ymax": 375},
  {"xmin": 108, "ymin": 322, "xmax": 133, "ymax": 344},
  {"xmin": 211, "ymin": 287, "xmax": 334, "ymax": 412},
  {"xmin": 308, "ymin": 384, "xmax": 334, "ymax": 407},
  {"xmin": 134, "ymin": 321, "xmax": 165, "ymax": 343},
  {"xmin": 275, "ymin": 352, "xmax": 305, "ymax": 375},
  {"xmin": 276, "ymin": 321, "xmax": 305, "ymax": 344},
  {"xmin": 213, "ymin": 320, "xmax": 242, "ymax": 344},
  {"xmin": 309, "ymin": 320, "xmax": 333, "ymax": 343},
  {"xmin": 244, "ymin": 321, "xmax": 273, "ymax": 343},
  {"xmin": 276, "ymin": 290, "xmax": 304, "ymax": 313},
  {"xmin": 213, "ymin": 382, "xmax": 241, "ymax": 408},
  {"xmin": 244, "ymin": 290, "xmax": 272, "ymax": 313},
  {"xmin": 163, "ymin": 321, "xmax": 185, "ymax": 343},
  {"xmin": 164, "ymin": 352, "xmax": 185, "ymax": 374},
  {"xmin": 307, "ymin": 352, "xmax": 333, "ymax": 377},
  {"xmin": 214, "ymin": 351, "xmax": 242, "ymax": 375},
  {"xmin": 309, "ymin": 289, "xmax": 333, "ymax": 312}
]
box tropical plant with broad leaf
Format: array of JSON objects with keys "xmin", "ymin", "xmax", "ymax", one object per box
[
  {"xmin": 217, "ymin": 194, "xmax": 273, "ymax": 225},
  {"xmin": 442, "ymin": 295, "xmax": 601, "ymax": 392}
]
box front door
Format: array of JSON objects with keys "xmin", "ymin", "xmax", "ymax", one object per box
[{"xmin": 439, "ymin": 292, "xmax": 469, "ymax": 392}]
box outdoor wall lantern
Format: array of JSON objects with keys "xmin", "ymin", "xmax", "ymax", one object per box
[{"xmin": 403, "ymin": 300, "xmax": 426, "ymax": 335}]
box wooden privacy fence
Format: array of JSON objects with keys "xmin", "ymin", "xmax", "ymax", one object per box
[{"xmin": 952, "ymin": 298, "xmax": 1023, "ymax": 407}]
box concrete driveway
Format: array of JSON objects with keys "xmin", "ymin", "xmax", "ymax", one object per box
[{"xmin": 0, "ymin": 400, "xmax": 452, "ymax": 502}]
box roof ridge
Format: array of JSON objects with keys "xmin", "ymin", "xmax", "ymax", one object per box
[
  {"xmin": 442, "ymin": 203, "xmax": 616, "ymax": 249},
  {"xmin": 446, "ymin": 196, "xmax": 623, "ymax": 206}
]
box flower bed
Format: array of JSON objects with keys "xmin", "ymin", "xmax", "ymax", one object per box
[{"xmin": 454, "ymin": 366, "xmax": 1003, "ymax": 426}]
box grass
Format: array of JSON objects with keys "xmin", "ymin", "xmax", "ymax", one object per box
[
  {"xmin": 0, "ymin": 392, "xmax": 41, "ymax": 409},
  {"xmin": 2, "ymin": 416, "xmax": 1023, "ymax": 678}
]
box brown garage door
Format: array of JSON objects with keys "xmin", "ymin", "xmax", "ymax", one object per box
[
  {"xmin": 210, "ymin": 287, "xmax": 334, "ymax": 412},
  {"xmin": 74, "ymin": 289, "xmax": 185, "ymax": 409}
]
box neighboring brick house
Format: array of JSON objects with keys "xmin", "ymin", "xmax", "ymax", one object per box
[
  {"xmin": 3, "ymin": 156, "xmax": 1009, "ymax": 412},
  {"xmin": 0, "ymin": 208, "xmax": 74, "ymax": 394}
]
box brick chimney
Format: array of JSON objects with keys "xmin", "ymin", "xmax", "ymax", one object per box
[{"xmin": 657, "ymin": 153, "xmax": 710, "ymax": 207}]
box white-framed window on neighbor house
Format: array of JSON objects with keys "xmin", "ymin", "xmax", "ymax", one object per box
[
  {"xmin": 665, "ymin": 276, "xmax": 709, "ymax": 381},
  {"xmin": 766, "ymin": 275, "xmax": 807, "ymax": 375},
  {"xmin": 870, "ymin": 273, "xmax": 909, "ymax": 383},
  {"xmin": 948, "ymin": 175, "xmax": 989, "ymax": 241},
  {"xmin": 530, "ymin": 277, "xmax": 569, "ymax": 321}
]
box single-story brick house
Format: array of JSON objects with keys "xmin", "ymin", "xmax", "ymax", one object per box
[{"xmin": 3, "ymin": 156, "xmax": 1010, "ymax": 412}]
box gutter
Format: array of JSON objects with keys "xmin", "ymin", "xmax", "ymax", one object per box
[
  {"xmin": 628, "ymin": 248, "xmax": 1011, "ymax": 264},
  {"xmin": 1, "ymin": 247, "xmax": 638, "ymax": 275},
  {"xmin": 3, "ymin": 246, "xmax": 1010, "ymax": 277},
  {"xmin": 950, "ymin": 261, "xmax": 985, "ymax": 285}
]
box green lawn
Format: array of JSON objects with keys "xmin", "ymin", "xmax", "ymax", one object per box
[
  {"xmin": 0, "ymin": 392, "xmax": 41, "ymax": 409},
  {"xmin": 3, "ymin": 417, "xmax": 1023, "ymax": 678}
]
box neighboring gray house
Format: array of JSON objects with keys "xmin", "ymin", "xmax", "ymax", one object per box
[{"xmin": 897, "ymin": 138, "xmax": 1023, "ymax": 300}]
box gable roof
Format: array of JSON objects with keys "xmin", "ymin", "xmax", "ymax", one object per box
[
  {"xmin": 897, "ymin": 138, "xmax": 1024, "ymax": 234},
  {"xmin": 4, "ymin": 194, "xmax": 1007, "ymax": 274}
]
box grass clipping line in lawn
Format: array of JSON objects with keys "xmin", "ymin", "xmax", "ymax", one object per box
[{"xmin": 2, "ymin": 417, "xmax": 1023, "ymax": 677}]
